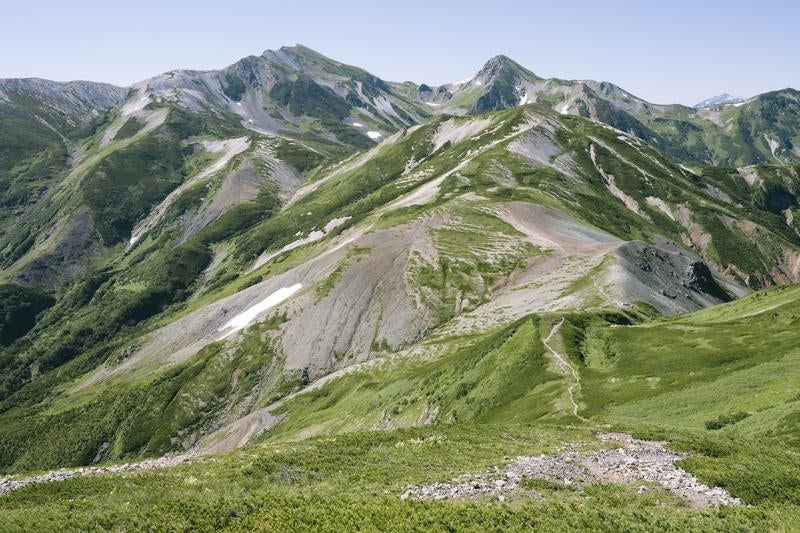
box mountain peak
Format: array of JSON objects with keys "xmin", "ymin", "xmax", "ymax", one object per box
[
  {"xmin": 484, "ymin": 54, "xmax": 515, "ymax": 65},
  {"xmin": 279, "ymin": 43, "xmax": 317, "ymax": 54},
  {"xmin": 480, "ymin": 55, "xmax": 518, "ymax": 72},
  {"xmin": 261, "ymin": 44, "xmax": 322, "ymax": 62},
  {"xmin": 477, "ymin": 54, "xmax": 541, "ymax": 83},
  {"xmin": 693, "ymin": 93, "xmax": 744, "ymax": 108}
]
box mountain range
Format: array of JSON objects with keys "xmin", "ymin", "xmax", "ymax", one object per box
[
  {"xmin": 693, "ymin": 93, "xmax": 746, "ymax": 109},
  {"xmin": 1, "ymin": 45, "xmax": 800, "ymax": 530}
]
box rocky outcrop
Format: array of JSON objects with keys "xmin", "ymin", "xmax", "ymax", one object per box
[
  {"xmin": 609, "ymin": 239, "xmax": 741, "ymax": 314},
  {"xmin": 0, "ymin": 78, "xmax": 127, "ymax": 124},
  {"xmin": 685, "ymin": 261, "xmax": 732, "ymax": 302}
]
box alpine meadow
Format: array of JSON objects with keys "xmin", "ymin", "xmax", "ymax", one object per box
[{"xmin": 1, "ymin": 8, "xmax": 800, "ymax": 530}]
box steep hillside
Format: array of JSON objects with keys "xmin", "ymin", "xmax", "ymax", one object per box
[
  {"xmin": 263, "ymin": 281, "xmax": 800, "ymax": 444},
  {"xmin": 0, "ymin": 78, "xmax": 127, "ymax": 229},
  {"xmin": 6, "ymin": 102, "xmax": 800, "ymax": 472},
  {"xmin": 3, "ymin": 283, "xmax": 800, "ymax": 530}
]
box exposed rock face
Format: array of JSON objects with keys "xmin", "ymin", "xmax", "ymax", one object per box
[
  {"xmin": 685, "ymin": 261, "xmax": 732, "ymax": 302},
  {"xmin": 609, "ymin": 239, "xmax": 739, "ymax": 314},
  {"xmin": 401, "ymin": 433, "xmax": 740, "ymax": 508},
  {"xmin": 86, "ymin": 215, "xmax": 440, "ymax": 389},
  {"xmin": 278, "ymin": 221, "xmax": 441, "ymax": 378}
]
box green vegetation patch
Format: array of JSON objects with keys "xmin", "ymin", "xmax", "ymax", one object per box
[
  {"xmin": 1, "ymin": 424, "xmax": 799, "ymax": 531},
  {"xmin": 0, "ymin": 284, "xmax": 55, "ymax": 346}
]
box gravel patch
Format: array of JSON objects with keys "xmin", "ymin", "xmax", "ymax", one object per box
[{"xmin": 401, "ymin": 433, "xmax": 740, "ymax": 508}]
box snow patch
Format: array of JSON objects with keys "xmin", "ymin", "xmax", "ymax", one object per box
[
  {"xmin": 559, "ymin": 102, "xmax": 570, "ymax": 114},
  {"xmin": 217, "ymin": 284, "xmax": 302, "ymax": 339},
  {"xmin": 352, "ymin": 122, "xmax": 364, "ymax": 127},
  {"xmin": 367, "ymin": 131, "xmax": 383, "ymax": 140}
]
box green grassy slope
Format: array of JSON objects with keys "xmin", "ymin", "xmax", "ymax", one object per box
[
  {"xmin": 1, "ymin": 424, "xmax": 798, "ymax": 531},
  {"xmin": 264, "ymin": 283, "xmax": 800, "ymax": 445},
  {"xmin": 3, "ymin": 104, "xmax": 800, "ymax": 475},
  {"xmin": 580, "ymin": 284, "xmax": 800, "ymax": 439},
  {"xmin": 37, "ymin": 274, "xmax": 776, "ymax": 530}
]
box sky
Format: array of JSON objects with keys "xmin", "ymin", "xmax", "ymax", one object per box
[{"xmin": 1, "ymin": 0, "xmax": 797, "ymax": 106}]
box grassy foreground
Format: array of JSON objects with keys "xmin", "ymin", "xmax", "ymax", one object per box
[{"xmin": 1, "ymin": 423, "xmax": 799, "ymax": 531}]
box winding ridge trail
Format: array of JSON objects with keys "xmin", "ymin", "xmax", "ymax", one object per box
[{"xmin": 542, "ymin": 318, "xmax": 583, "ymax": 418}]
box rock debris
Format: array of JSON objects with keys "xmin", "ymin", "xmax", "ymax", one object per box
[{"xmin": 400, "ymin": 433, "xmax": 740, "ymax": 508}]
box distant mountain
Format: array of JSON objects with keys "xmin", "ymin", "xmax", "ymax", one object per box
[
  {"xmin": 1, "ymin": 45, "xmax": 799, "ymax": 297},
  {"xmin": 693, "ymin": 93, "xmax": 745, "ymax": 109},
  {"xmin": 411, "ymin": 58, "xmax": 800, "ymax": 167},
  {"xmin": 0, "ymin": 78, "xmax": 127, "ymax": 240},
  {"xmin": 0, "ymin": 45, "xmax": 436, "ymax": 291},
  {"xmin": 126, "ymin": 44, "xmax": 431, "ymax": 149}
]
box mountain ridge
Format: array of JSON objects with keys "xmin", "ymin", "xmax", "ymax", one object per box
[
  {"xmin": 3, "ymin": 44, "xmax": 797, "ymax": 169},
  {"xmin": 1, "ymin": 99, "xmax": 796, "ymax": 471},
  {"xmin": 693, "ymin": 93, "xmax": 746, "ymax": 109},
  {"xmin": 0, "ymin": 46, "xmax": 800, "ymax": 526}
]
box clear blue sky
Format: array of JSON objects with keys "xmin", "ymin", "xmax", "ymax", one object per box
[{"xmin": 2, "ymin": 0, "xmax": 797, "ymax": 105}]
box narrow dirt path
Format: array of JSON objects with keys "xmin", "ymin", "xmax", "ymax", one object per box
[{"xmin": 542, "ymin": 317, "xmax": 583, "ymax": 418}]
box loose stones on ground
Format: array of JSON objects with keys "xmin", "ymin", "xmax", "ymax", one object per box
[
  {"xmin": 0, "ymin": 453, "xmax": 194, "ymax": 498},
  {"xmin": 400, "ymin": 433, "xmax": 740, "ymax": 508}
]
